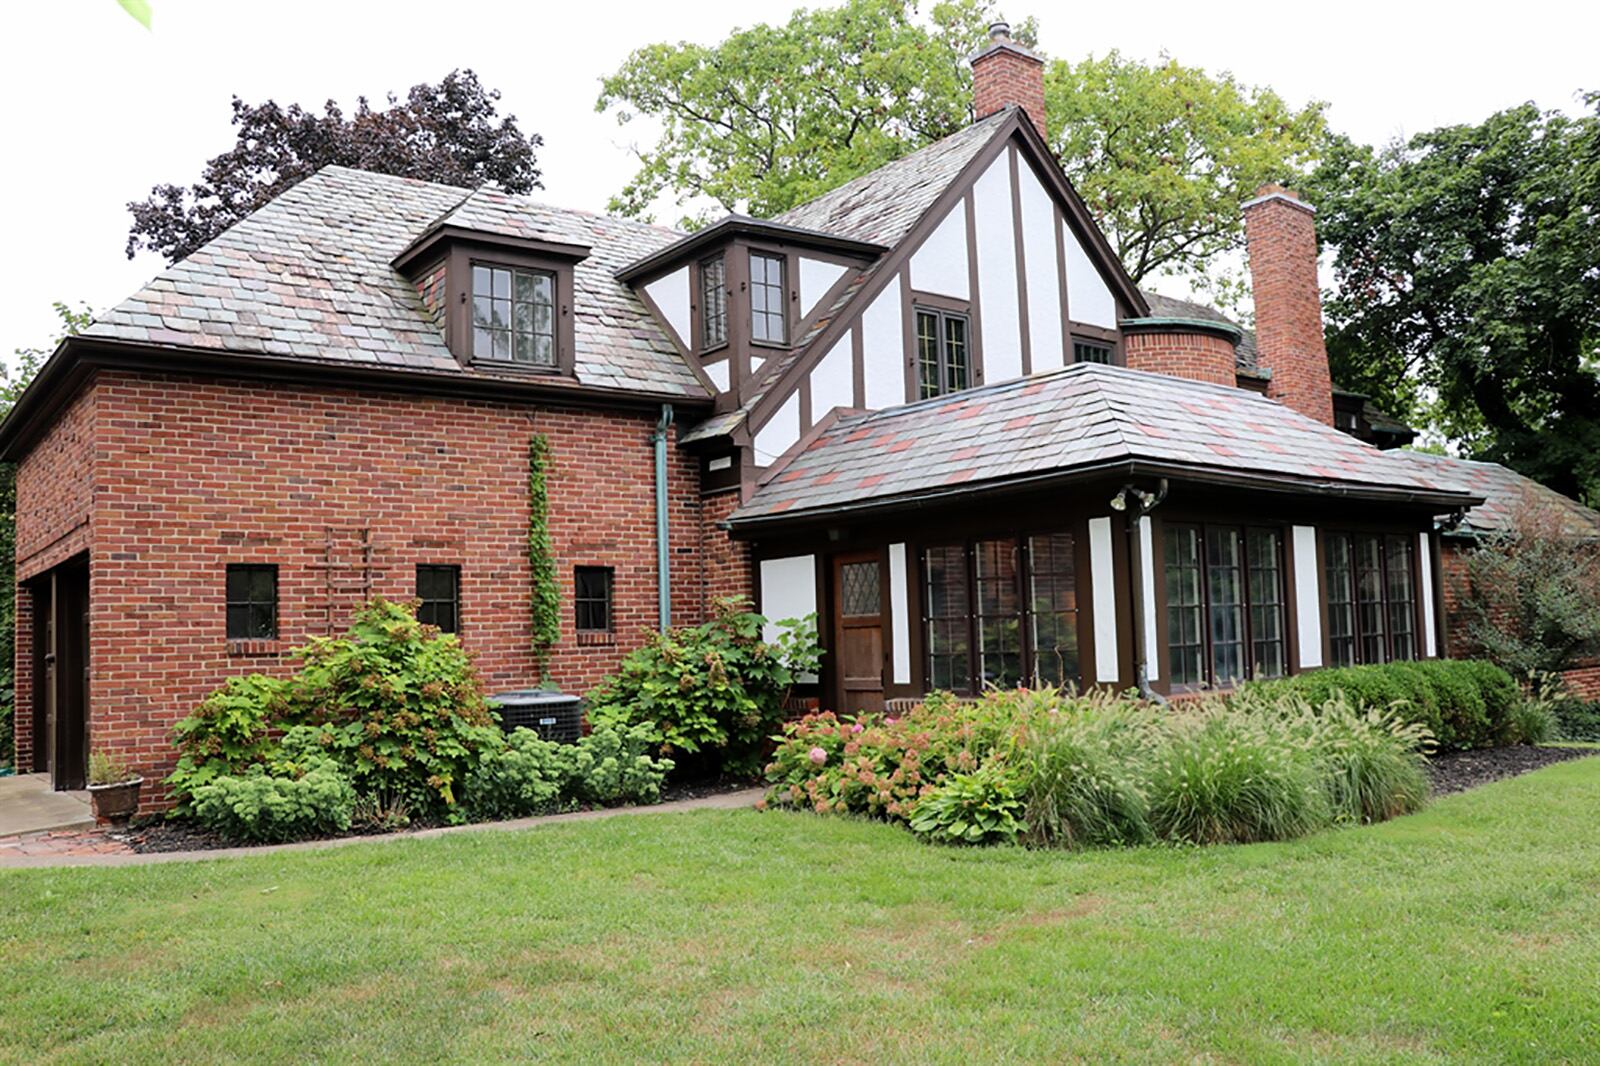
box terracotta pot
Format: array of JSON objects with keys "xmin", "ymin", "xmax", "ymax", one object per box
[{"xmin": 88, "ymin": 777, "xmax": 144, "ymax": 825}]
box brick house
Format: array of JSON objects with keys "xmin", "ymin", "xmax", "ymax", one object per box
[{"xmin": 9, "ymin": 22, "xmax": 1533, "ymax": 804}]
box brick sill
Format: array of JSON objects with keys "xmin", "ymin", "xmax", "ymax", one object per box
[
  {"xmin": 576, "ymin": 631, "xmax": 616, "ymax": 648},
  {"xmin": 228, "ymin": 639, "xmax": 285, "ymax": 658}
]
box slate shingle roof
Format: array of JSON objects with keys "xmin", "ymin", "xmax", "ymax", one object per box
[
  {"xmin": 85, "ymin": 167, "xmax": 710, "ymax": 399},
  {"xmin": 730, "ymin": 362, "xmax": 1477, "ymax": 524},
  {"xmin": 1391, "ymin": 452, "xmax": 1600, "ymax": 538}
]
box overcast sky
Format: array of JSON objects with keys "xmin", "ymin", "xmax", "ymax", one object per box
[{"xmin": 2, "ymin": 0, "xmax": 1595, "ymax": 366}]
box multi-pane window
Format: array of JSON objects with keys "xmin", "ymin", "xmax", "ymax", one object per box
[
  {"xmin": 701, "ymin": 255, "xmax": 727, "ymax": 349},
  {"xmin": 226, "ymin": 564, "xmax": 278, "ymax": 640},
  {"xmin": 1073, "ymin": 340, "xmax": 1113, "ymax": 365},
  {"xmin": 416, "ymin": 565, "xmax": 460, "ymax": 634},
  {"xmin": 1324, "ymin": 532, "xmax": 1420, "ymax": 666},
  {"xmin": 574, "ymin": 566, "xmax": 614, "ymax": 635},
  {"xmin": 923, "ymin": 534, "xmax": 1078, "ymax": 694},
  {"xmin": 1165, "ymin": 524, "xmax": 1287, "ymax": 689},
  {"xmin": 749, "ymin": 252, "xmax": 786, "ymax": 344},
  {"xmin": 916, "ymin": 308, "xmax": 971, "ymax": 399},
  {"xmin": 472, "ymin": 264, "xmax": 555, "ymax": 366}
]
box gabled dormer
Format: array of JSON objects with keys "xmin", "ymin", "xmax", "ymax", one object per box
[
  {"xmin": 394, "ymin": 217, "xmax": 590, "ymax": 378},
  {"xmin": 615, "ymin": 217, "xmax": 883, "ymax": 411}
]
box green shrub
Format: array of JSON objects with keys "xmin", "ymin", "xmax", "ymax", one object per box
[
  {"xmin": 1013, "ymin": 698, "xmax": 1154, "ymax": 848},
  {"xmin": 1273, "ymin": 696, "xmax": 1432, "ymax": 824},
  {"xmin": 190, "ymin": 756, "xmax": 356, "ymax": 844},
  {"xmin": 167, "ymin": 674, "xmax": 290, "ymax": 812},
  {"xmin": 1550, "ymin": 695, "xmax": 1600, "ymax": 741},
  {"xmin": 586, "ymin": 598, "xmax": 819, "ymax": 777},
  {"xmin": 567, "ymin": 723, "xmax": 674, "ymax": 806},
  {"xmin": 462, "ymin": 728, "xmax": 577, "ymax": 822},
  {"xmin": 1146, "ymin": 706, "xmax": 1328, "ymax": 845},
  {"xmin": 1241, "ymin": 659, "xmax": 1519, "ymax": 750},
  {"xmin": 908, "ymin": 765, "xmax": 1025, "ymax": 846}
]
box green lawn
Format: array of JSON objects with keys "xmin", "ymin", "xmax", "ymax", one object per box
[{"xmin": 3, "ymin": 760, "xmax": 1599, "ymax": 1064}]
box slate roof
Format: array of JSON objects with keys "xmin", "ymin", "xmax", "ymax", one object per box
[
  {"xmin": 1138, "ymin": 290, "xmax": 1258, "ymax": 370},
  {"xmin": 1391, "ymin": 452, "xmax": 1600, "ymax": 538},
  {"xmin": 84, "ymin": 167, "xmax": 710, "ymax": 399},
  {"xmin": 730, "ymin": 362, "xmax": 1477, "ymax": 524}
]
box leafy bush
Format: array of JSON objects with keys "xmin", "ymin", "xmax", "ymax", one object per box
[
  {"xmin": 1241, "ymin": 659, "xmax": 1520, "ymax": 750},
  {"xmin": 190, "ymin": 756, "xmax": 356, "ymax": 844},
  {"xmin": 566, "ymin": 722, "xmax": 674, "ymax": 806},
  {"xmin": 1013, "ymin": 697, "xmax": 1154, "ymax": 848},
  {"xmin": 462, "ymin": 727, "xmax": 576, "ymax": 822},
  {"xmin": 587, "ymin": 598, "xmax": 820, "ymax": 777},
  {"xmin": 908, "ymin": 765, "xmax": 1025, "ymax": 846},
  {"xmin": 167, "ymin": 674, "xmax": 290, "ymax": 812},
  {"xmin": 1549, "ymin": 693, "xmax": 1600, "ymax": 741},
  {"xmin": 88, "ymin": 750, "xmax": 138, "ymax": 786}
]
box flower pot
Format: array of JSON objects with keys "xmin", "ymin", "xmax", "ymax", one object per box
[{"xmin": 88, "ymin": 777, "xmax": 144, "ymax": 825}]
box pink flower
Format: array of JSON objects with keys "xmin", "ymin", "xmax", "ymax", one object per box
[
  {"xmin": 809, "ymin": 746, "xmax": 828, "ymax": 766},
  {"xmin": 851, "ymin": 723, "xmax": 864, "ymax": 734},
  {"xmin": 885, "ymin": 717, "xmax": 899, "ymax": 726}
]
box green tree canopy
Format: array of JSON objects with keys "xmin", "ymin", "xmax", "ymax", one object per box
[
  {"xmin": 1309, "ymin": 96, "xmax": 1600, "ymax": 503},
  {"xmin": 597, "ymin": 0, "xmax": 1023, "ymax": 224},
  {"xmin": 1045, "ymin": 51, "xmax": 1328, "ymax": 305}
]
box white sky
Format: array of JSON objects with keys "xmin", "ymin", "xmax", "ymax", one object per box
[{"xmin": 2, "ymin": 0, "xmax": 1595, "ymax": 365}]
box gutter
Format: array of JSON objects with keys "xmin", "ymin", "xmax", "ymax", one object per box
[{"xmin": 653, "ymin": 404, "xmax": 674, "ymax": 630}]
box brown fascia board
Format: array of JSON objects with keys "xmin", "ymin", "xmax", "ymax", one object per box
[
  {"xmin": 392, "ymin": 224, "xmax": 592, "ymax": 276},
  {"xmin": 0, "ymin": 336, "xmax": 713, "ymax": 461},
  {"xmin": 613, "ymin": 216, "xmax": 886, "ymax": 284},
  {"xmin": 722, "ymin": 459, "xmax": 1485, "ymax": 537}
]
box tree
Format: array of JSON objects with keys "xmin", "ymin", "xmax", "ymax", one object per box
[
  {"xmin": 0, "ymin": 302, "xmax": 90, "ymax": 768},
  {"xmin": 126, "ymin": 70, "xmax": 542, "ymax": 263},
  {"xmin": 1045, "ymin": 52, "xmax": 1328, "ymax": 307},
  {"xmin": 1309, "ymin": 96, "xmax": 1600, "ymax": 504},
  {"xmin": 597, "ymin": 0, "xmax": 1025, "ymax": 224}
]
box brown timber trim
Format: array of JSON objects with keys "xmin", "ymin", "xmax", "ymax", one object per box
[
  {"xmin": 964, "ymin": 189, "xmax": 986, "ymax": 387},
  {"xmin": 393, "ymin": 224, "xmax": 590, "ymax": 277},
  {"xmin": 1008, "ymin": 145, "xmax": 1033, "ymax": 376}
]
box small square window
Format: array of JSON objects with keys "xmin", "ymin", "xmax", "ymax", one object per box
[
  {"xmin": 574, "ymin": 566, "xmax": 614, "ymax": 634},
  {"xmin": 472, "ymin": 263, "xmax": 555, "ymax": 366},
  {"xmin": 226, "ymin": 565, "xmax": 278, "ymax": 640},
  {"xmin": 1073, "ymin": 340, "xmax": 1113, "ymax": 365},
  {"xmin": 416, "ymin": 565, "xmax": 460, "ymax": 634}
]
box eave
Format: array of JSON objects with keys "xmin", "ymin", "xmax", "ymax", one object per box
[
  {"xmin": 614, "ymin": 216, "xmax": 886, "ymax": 284},
  {"xmin": 392, "ymin": 223, "xmax": 592, "ymax": 277},
  {"xmin": 0, "ymin": 336, "xmax": 713, "ymax": 462}
]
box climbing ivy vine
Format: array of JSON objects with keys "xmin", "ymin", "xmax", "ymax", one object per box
[{"xmin": 527, "ymin": 434, "xmax": 560, "ymax": 663}]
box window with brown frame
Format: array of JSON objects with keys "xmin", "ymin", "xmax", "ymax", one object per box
[
  {"xmin": 1164, "ymin": 524, "xmax": 1287, "ymax": 689},
  {"xmin": 749, "ymin": 251, "xmax": 786, "ymax": 344},
  {"xmin": 416, "ymin": 565, "xmax": 460, "ymax": 634},
  {"xmin": 915, "ymin": 308, "xmax": 971, "ymax": 399},
  {"xmin": 471, "ymin": 263, "xmax": 555, "ymax": 366},
  {"xmin": 1324, "ymin": 532, "xmax": 1419, "ymax": 666},
  {"xmin": 922, "ymin": 533, "xmax": 1078, "ymax": 694},
  {"xmin": 574, "ymin": 566, "xmax": 614, "ymax": 636},
  {"xmin": 701, "ymin": 255, "xmax": 727, "ymax": 349},
  {"xmin": 1073, "ymin": 340, "xmax": 1113, "ymax": 365}
]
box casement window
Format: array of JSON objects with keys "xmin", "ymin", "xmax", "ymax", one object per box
[
  {"xmin": 749, "ymin": 252, "xmax": 787, "ymax": 344},
  {"xmin": 1073, "ymin": 340, "xmax": 1113, "ymax": 365},
  {"xmin": 471, "ymin": 263, "xmax": 555, "ymax": 366},
  {"xmin": 922, "ymin": 533, "xmax": 1078, "ymax": 694},
  {"xmin": 915, "ymin": 308, "xmax": 971, "ymax": 399},
  {"xmin": 1164, "ymin": 525, "xmax": 1287, "ymax": 689},
  {"xmin": 574, "ymin": 566, "xmax": 614, "ymax": 636},
  {"xmin": 416, "ymin": 565, "xmax": 460, "ymax": 634},
  {"xmin": 1324, "ymin": 532, "xmax": 1419, "ymax": 666},
  {"xmin": 225, "ymin": 564, "xmax": 278, "ymax": 640},
  {"xmin": 700, "ymin": 255, "xmax": 728, "ymax": 349}
]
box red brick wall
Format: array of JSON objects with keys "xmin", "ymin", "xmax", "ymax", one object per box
[
  {"xmin": 12, "ymin": 588, "xmax": 33, "ymax": 772},
  {"xmin": 1124, "ymin": 329, "xmax": 1238, "ymax": 387},
  {"xmin": 1243, "ymin": 185, "xmax": 1334, "ymax": 426},
  {"xmin": 700, "ymin": 488, "xmax": 753, "ymax": 611},
  {"xmin": 14, "ymin": 380, "xmax": 95, "ymax": 582},
  {"xmin": 973, "ymin": 48, "xmax": 1046, "ymax": 139},
  {"xmin": 12, "ymin": 369, "xmax": 736, "ymax": 807}
]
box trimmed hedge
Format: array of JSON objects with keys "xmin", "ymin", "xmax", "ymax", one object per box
[{"xmin": 1240, "ymin": 659, "xmax": 1522, "ymax": 750}]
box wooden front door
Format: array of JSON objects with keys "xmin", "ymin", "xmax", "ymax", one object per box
[
  {"xmin": 832, "ymin": 553, "xmax": 886, "ymax": 715},
  {"xmin": 36, "ymin": 563, "xmax": 89, "ymax": 791}
]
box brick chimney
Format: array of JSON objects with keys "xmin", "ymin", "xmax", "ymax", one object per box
[
  {"xmin": 971, "ymin": 22, "xmax": 1046, "ymax": 139},
  {"xmin": 1243, "ymin": 184, "xmax": 1334, "ymax": 425}
]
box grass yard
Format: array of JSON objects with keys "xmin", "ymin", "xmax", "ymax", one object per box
[{"xmin": 3, "ymin": 760, "xmax": 1599, "ymax": 1064}]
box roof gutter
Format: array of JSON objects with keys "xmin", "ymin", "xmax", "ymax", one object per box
[
  {"xmin": 0, "ymin": 337, "xmax": 715, "ymax": 461},
  {"xmin": 614, "ymin": 217, "xmax": 886, "ymax": 284},
  {"xmin": 721, "ymin": 459, "xmax": 1484, "ymax": 536}
]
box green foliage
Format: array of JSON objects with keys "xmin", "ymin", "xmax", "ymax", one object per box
[
  {"xmin": 463, "ymin": 723, "xmax": 675, "ymax": 822},
  {"xmin": 1045, "ymin": 51, "xmax": 1329, "ymax": 306},
  {"xmin": 88, "ymin": 750, "xmax": 137, "ymax": 786},
  {"xmin": 566, "ymin": 722, "xmax": 674, "ymax": 807},
  {"xmin": 597, "ymin": 0, "xmax": 1023, "ymax": 224},
  {"xmin": 116, "ymin": 0, "xmax": 153, "ymax": 30},
  {"xmin": 166, "ymin": 674, "xmax": 289, "ymax": 812},
  {"xmin": 1267, "ymin": 696, "xmax": 1432, "ymax": 824},
  {"xmin": 526, "ymin": 434, "xmax": 560, "ymax": 663},
  {"xmin": 1549, "ymin": 694, "xmax": 1600, "ymax": 742},
  {"xmin": 1240, "ymin": 658, "xmax": 1520, "ymax": 751},
  {"xmin": 1013, "ymin": 697, "xmax": 1154, "ymax": 848},
  {"xmin": 190, "ymin": 756, "xmax": 356, "ymax": 844},
  {"xmin": 1456, "ymin": 513, "xmax": 1600, "ymax": 678},
  {"xmin": 908, "ymin": 765, "xmax": 1024, "ymax": 846},
  {"xmin": 587, "ymin": 599, "xmax": 820, "ymax": 776},
  {"xmin": 1308, "ymin": 97, "xmax": 1600, "ymax": 504}
]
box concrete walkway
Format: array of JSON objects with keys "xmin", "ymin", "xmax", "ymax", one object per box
[
  {"xmin": 0, "ymin": 773, "xmax": 94, "ymax": 837},
  {"xmin": 0, "ymin": 787, "xmax": 763, "ymax": 870}
]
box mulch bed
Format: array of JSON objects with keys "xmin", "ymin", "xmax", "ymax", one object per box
[{"xmin": 1427, "ymin": 746, "xmax": 1595, "ymax": 796}]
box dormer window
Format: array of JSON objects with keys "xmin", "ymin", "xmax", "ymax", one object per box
[
  {"xmin": 750, "ymin": 251, "xmax": 787, "ymax": 345},
  {"xmin": 701, "ymin": 255, "xmax": 728, "ymax": 349},
  {"xmin": 916, "ymin": 307, "xmax": 970, "ymax": 399},
  {"xmin": 472, "ymin": 264, "xmax": 555, "ymax": 366}
]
